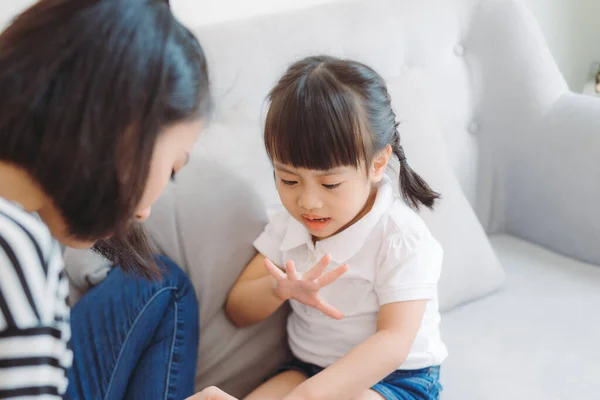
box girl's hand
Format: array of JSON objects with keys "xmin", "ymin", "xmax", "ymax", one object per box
[
  {"xmin": 264, "ymin": 254, "xmax": 349, "ymax": 319},
  {"xmin": 186, "ymin": 386, "xmax": 238, "ymax": 400}
]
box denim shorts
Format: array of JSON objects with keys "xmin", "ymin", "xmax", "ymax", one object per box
[{"xmin": 274, "ymin": 358, "xmax": 442, "ymax": 400}]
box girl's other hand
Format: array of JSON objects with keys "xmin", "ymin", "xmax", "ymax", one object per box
[
  {"xmin": 186, "ymin": 386, "xmax": 238, "ymax": 400},
  {"xmin": 264, "ymin": 254, "xmax": 349, "ymax": 319}
]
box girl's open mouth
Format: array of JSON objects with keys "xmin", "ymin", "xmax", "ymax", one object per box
[{"xmin": 302, "ymin": 215, "xmax": 331, "ymax": 231}]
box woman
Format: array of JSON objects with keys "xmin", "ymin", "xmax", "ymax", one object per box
[{"xmin": 0, "ymin": 0, "xmax": 234, "ymax": 399}]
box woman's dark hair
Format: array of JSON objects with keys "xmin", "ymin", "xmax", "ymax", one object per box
[
  {"xmin": 265, "ymin": 55, "xmax": 439, "ymax": 210},
  {"xmin": 0, "ymin": 0, "xmax": 211, "ymax": 276}
]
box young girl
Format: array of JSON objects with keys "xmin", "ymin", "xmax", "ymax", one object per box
[{"xmin": 226, "ymin": 55, "xmax": 447, "ymax": 400}]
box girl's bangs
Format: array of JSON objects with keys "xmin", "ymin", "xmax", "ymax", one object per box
[{"xmin": 264, "ymin": 73, "xmax": 371, "ymax": 170}]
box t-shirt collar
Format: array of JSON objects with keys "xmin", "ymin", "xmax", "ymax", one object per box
[{"xmin": 279, "ymin": 176, "xmax": 395, "ymax": 263}]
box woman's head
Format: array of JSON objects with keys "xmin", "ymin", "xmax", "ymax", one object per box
[
  {"xmin": 0, "ymin": 0, "xmax": 211, "ymax": 273},
  {"xmin": 265, "ymin": 55, "xmax": 438, "ymax": 239}
]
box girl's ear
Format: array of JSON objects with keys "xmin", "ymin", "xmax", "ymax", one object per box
[{"xmin": 371, "ymin": 144, "xmax": 392, "ymax": 182}]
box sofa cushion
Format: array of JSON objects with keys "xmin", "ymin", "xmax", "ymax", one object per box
[
  {"xmin": 387, "ymin": 70, "xmax": 505, "ymax": 311},
  {"xmin": 442, "ymin": 235, "xmax": 600, "ymax": 400}
]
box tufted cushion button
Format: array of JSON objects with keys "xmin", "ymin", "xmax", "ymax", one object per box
[
  {"xmin": 454, "ymin": 44, "xmax": 465, "ymax": 57},
  {"xmin": 468, "ymin": 121, "xmax": 479, "ymax": 134},
  {"xmin": 401, "ymin": 64, "xmax": 410, "ymax": 74}
]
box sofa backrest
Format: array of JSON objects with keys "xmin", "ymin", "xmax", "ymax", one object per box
[{"xmin": 186, "ymin": 0, "xmax": 566, "ymax": 227}]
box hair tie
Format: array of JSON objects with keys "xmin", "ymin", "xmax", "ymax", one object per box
[
  {"xmin": 396, "ymin": 151, "xmax": 407, "ymax": 165},
  {"xmin": 394, "ymin": 143, "xmax": 408, "ymax": 165}
]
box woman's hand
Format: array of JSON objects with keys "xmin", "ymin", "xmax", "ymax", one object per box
[
  {"xmin": 186, "ymin": 386, "xmax": 238, "ymax": 400},
  {"xmin": 264, "ymin": 254, "xmax": 349, "ymax": 319}
]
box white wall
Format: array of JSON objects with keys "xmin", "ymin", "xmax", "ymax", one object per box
[
  {"xmin": 1, "ymin": 0, "xmax": 599, "ymax": 91},
  {"xmin": 524, "ymin": 0, "xmax": 600, "ymax": 91},
  {"xmin": 575, "ymin": 0, "xmax": 600, "ymax": 90}
]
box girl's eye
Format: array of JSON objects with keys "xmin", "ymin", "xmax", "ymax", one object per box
[
  {"xmin": 322, "ymin": 183, "xmax": 341, "ymax": 190},
  {"xmin": 170, "ymin": 169, "xmax": 177, "ymax": 182},
  {"xmin": 280, "ymin": 179, "xmax": 297, "ymax": 186}
]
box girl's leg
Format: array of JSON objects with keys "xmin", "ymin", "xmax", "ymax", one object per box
[
  {"xmin": 65, "ymin": 255, "xmax": 199, "ymax": 400},
  {"xmin": 244, "ymin": 371, "xmax": 307, "ymax": 400},
  {"xmin": 369, "ymin": 367, "xmax": 442, "ymax": 400}
]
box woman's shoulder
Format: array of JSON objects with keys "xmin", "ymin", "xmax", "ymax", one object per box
[
  {"xmin": 0, "ymin": 197, "xmax": 65, "ymax": 329},
  {"xmin": 0, "ymin": 197, "xmax": 56, "ymax": 258}
]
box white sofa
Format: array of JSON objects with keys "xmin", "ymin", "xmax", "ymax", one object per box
[{"xmin": 65, "ymin": 0, "xmax": 600, "ymax": 399}]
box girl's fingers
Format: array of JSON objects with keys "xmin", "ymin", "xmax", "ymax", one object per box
[
  {"xmin": 286, "ymin": 260, "xmax": 300, "ymax": 281},
  {"xmin": 315, "ymin": 296, "xmax": 344, "ymax": 320},
  {"xmin": 304, "ymin": 254, "xmax": 332, "ymax": 280},
  {"xmin": 189, "ymin": 386, "xmax": 238, "ymax": 400},
  {"xmin": 317, "ymin": 264, "xmax": 349, "ymax": 287},
  {"xmin": 264, "ymin": 258, "xmax": 286, "ymax": 281}
]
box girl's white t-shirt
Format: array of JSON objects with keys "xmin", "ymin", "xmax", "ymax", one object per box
[{"xmin": 254, "ymin": 177, "xmax": 448, "ymax": 370}]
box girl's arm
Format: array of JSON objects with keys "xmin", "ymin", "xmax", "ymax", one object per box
[
  {"xmin": 225, "ymin": 253, "xmax": 285, "ymax": 328},
  {"xmin": 284, "ymin": 300, "xmax": 428, "ymax": 400}
]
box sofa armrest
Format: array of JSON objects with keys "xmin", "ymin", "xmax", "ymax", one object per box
[{"xmin": 505, "ymin": 92, "xmax": 600, "ymax": 266}]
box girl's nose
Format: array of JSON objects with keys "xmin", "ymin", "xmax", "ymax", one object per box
[{"xmin": 298, "ymin": 191, "xmax": 322, "ymax": 210}]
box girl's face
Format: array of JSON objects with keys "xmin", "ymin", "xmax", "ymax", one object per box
[
  {"xmin": 273, "ymin": 147, "xmax": 391, "ymax": 240},
  {"xmin": 40, "ymin": 119, "xmax": 203, "ymax": 248}
]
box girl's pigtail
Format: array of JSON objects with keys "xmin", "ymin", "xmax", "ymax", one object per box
[{"xmin": 392, "ymin": 138, "xmax": 440, "ymax": 210}]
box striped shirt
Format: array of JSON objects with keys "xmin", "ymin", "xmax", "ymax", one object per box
[{"xmin": 0, "ymin": 197, "xmax": 72, "ymax": 399}]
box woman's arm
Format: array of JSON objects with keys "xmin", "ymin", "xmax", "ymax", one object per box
[
  {"xmin": 284, "ymin": 300, "xmax": 428, "ymax": 400},
  {"xmin": 225, "ymin": 253, "xmax": 286, "ymax": 328}
]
